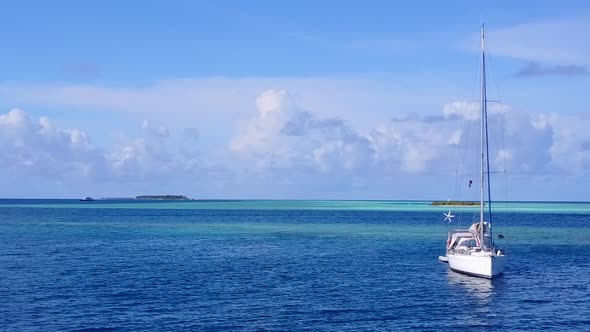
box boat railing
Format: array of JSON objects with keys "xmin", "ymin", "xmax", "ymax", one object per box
[{"xmin": 449, "ymin": 248, "xmax": 472, "ymax": 255}]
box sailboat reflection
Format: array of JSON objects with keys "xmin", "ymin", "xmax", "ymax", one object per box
[{"xmin": 447, "ymin": 270, "xmax": 497, "ymax": 304}]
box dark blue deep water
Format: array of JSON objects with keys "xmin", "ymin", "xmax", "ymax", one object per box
[{"xmin": 1, "ymin": 200, "xmax": 589, "ymax": 331}]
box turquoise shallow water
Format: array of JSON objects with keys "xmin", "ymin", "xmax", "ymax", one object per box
[
  {"xmin": 1, "ymin": 199, "xmax": 589, "ymax": 331},
  {"xmin": 2, "ymin": 199, "xmax": 590, "ymax": 214}
]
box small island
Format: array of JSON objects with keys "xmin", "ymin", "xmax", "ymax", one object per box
[
  {"xmin": 431, "ymin": 201, "xmax": 480, "ymax": 206},
  {"xmin": 135, "ymin": 195, "xmax": 189, "ymax": 200}
]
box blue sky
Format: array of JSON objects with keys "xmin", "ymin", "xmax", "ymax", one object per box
[{"xmin": 0, "ymin": 1, "xmax": 589, "ymax": 200}]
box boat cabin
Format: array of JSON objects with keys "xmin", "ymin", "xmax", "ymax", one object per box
[{"xmin": 447, "ymin": 230, "xmax": 476, "ymax": 250}]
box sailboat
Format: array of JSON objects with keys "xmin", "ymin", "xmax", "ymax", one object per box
[{"xmin": 440, "ymin": 25, "xmax": 508, "ymax": 278}]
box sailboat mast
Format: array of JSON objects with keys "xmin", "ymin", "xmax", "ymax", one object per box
[{"xmin": 479, "ymin": 24, "xmax": 485, "ymax": 245}]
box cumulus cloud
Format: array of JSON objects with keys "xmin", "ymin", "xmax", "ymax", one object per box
[
  {"xmin": 489, "ymin": 109, "xmax": 553, "ymax": 173},
  {"xmin": 0, "ymin": 108, "xmax": 215, "ymax": 192},
  {"xmin": 0, "ymin": 108, "xmax": 100, "ymax": 177},
  {"xmin": 371, "ymin": 115, "xmax": 460, "ymax": 174},
  {"xmin": 230, "ymin": 89, "xmax": 585, "ymax": 185},
  {"xmin": 0, "ymin": 92, "xmax": 588, "ymax": 199},
  {"xmin": 231, "ymin": 89, "xmax": 376, "ymax": 175},
  {"xmin": 0, "ymin": 77, "xmax": 461, "ymax": 146},
  {"xmin": 540, "ymin": 113, "xmax": 590, "ymax": 174},
  {"xmin": 443, "ymin": 101, "xmax": 509, "ymax": 121},
  {"xmin": 229, "ymin": 91, "xmax": 468, "ymax": 178},
  {"xmin": 106, "ymin": 138, "xmax": 174, "ymax": 178}
]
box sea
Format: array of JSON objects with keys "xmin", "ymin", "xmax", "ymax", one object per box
[{"xmin": 1, "ymin": 199, "xmax": 589, "ymax": 331}]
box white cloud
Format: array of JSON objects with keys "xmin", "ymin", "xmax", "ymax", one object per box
[
  {"xmin": 0, "ymin": 91, "xmax": 588, "ymax": 199},
  {"xmin": 0, "ymin": 77, "xmax": 461, "ymax": 141},
  {"xmin": 230, "ymin": 89, "xmax": 376, "ymax": 176},
  {"xmin": 106, "ymin": 138, "xmax": 172, "ymax": 177},
  {"xmin": 230, "ymin": 91, "xmax": 580, "ymax": 183},
  {"xmin": 0, "ymin": 109, "xmax": 99, "ymax": 177},
  {"xmin": 371, "ymin": 116, "xmax": 458, "ymax": 174},
  {"xmin": 542, "ymin": 113, "xmax": 590, "ymax": 174},
  {"xmin": 443, "ymin": 101, "xmax": 508, "ymax": 121},
  {"xmin": 0, "ymin": 108, "xmax": 214, "ymax": 189}
]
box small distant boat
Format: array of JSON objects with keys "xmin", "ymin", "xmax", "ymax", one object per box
[
  {"xmin": 440, "ymin": 25, "xmax": 508, "ymax": 279},
  {"xmin": 80, "ymin": 196, "xmax": 95, "ymax": 201}
]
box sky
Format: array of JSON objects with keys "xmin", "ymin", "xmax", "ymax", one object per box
[{"xmin": 0, "ymin": 0, "xmax": 589, "ymax": 200}]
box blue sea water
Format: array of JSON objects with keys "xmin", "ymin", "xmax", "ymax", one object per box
[{"xmin": 1, "ymin": 199, "xmax": 589, "ymax": 331}]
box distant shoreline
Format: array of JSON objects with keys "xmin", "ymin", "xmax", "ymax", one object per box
[
  {"xmin": 135, "ymin": 195, "xmax": 189, "ymax": 200},
  {"xmin": 0, "ymin": 198, "xmax": 589, "ymax": 204},
  {"xmin": 431, "ymin": 201, "xmax": 480, "ymax": 206}
]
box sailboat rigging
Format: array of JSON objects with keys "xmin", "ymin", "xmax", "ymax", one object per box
[{"xmin": 439, "ymin": 24, "xmax": 508, "ymax": 278}]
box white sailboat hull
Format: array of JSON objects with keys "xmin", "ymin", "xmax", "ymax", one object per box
[{"xmin": 447, "ymin": 252, "xmax": 507, "ymax": 279}]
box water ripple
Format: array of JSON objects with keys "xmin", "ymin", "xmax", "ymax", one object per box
[{"xmin": 0, "ymin": 205, "xmax": 588, "ymax": 331}]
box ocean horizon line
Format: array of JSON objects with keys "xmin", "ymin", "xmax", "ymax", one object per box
[{"xmin": 1, "ymin": 197, "xmax": 590, "ymax": 204}]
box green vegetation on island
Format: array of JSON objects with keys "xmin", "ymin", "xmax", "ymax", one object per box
[
  {"xmin": 431, "ymin": 201, "xmax": 480, "ymax": 206},
  {"xmin": 135, "ymin": 195, "xmax": 189, "ymax": 200}
]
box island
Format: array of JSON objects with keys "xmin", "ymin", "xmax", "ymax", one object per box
[
  {"xmin": 135, "ymin": 195, "xmax": 189, "ymax": 200},
  {"xmin": 431, "ymin": 201, "xmax": 480, "ymax": 206}
]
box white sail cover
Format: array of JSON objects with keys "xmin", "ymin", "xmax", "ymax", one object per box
[
  {"xmin": 468, "ymin": 222, "xmax": 489, "ymax": 236},
  {"xmin": 468, "ymin": 222, "xmax": 491, "ymax": 246}
]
